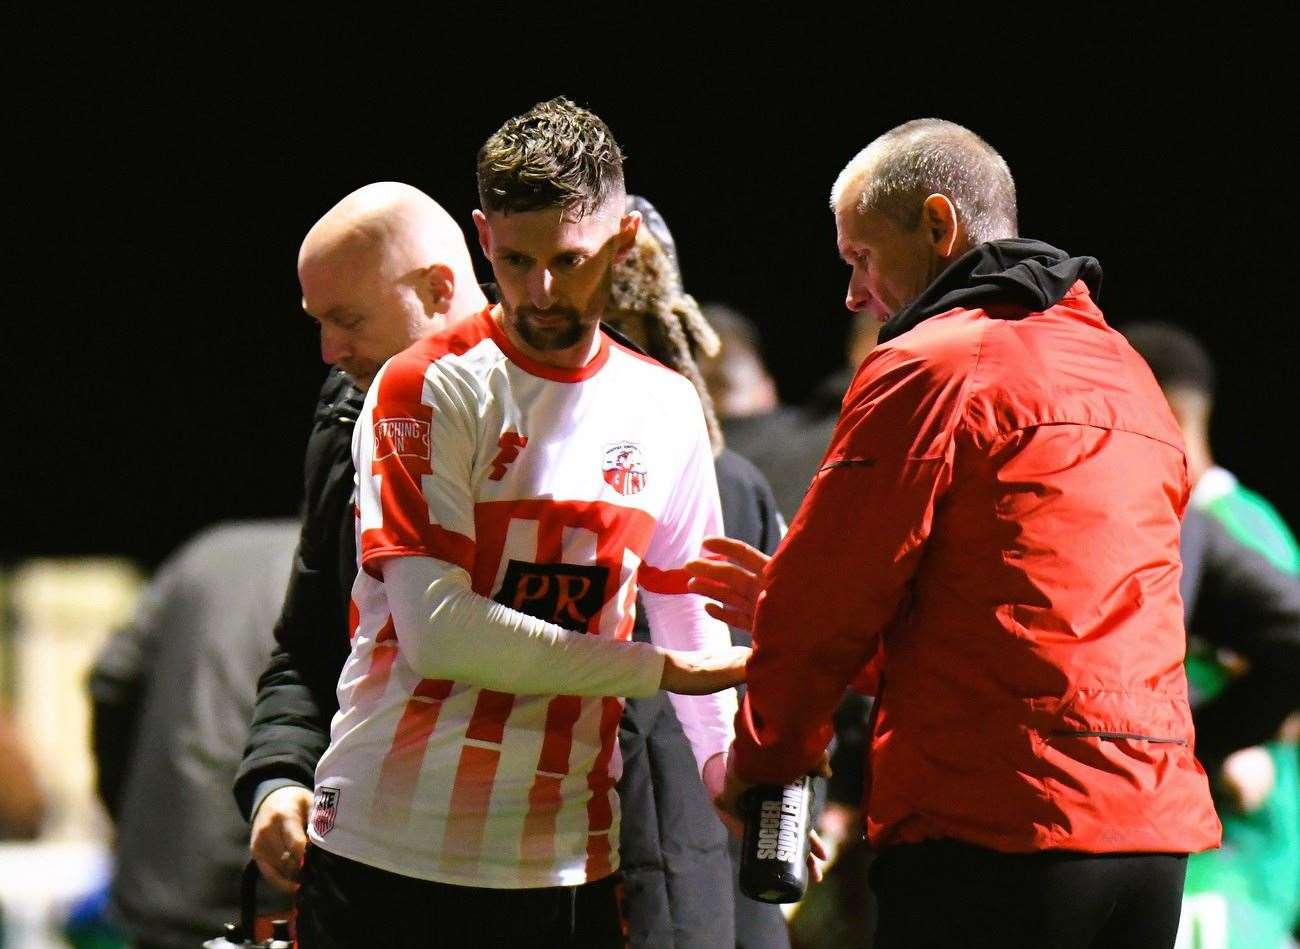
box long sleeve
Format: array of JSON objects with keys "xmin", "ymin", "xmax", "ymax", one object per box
[
  {"xmin": 642, "ymin": 590, "xmax": 737, "ymax": 774},
  {"xmin": 732, "ymin": 344, "xmax": 962, "ymax": 784},
  {"xmin": 1188, "ymin": 511, "xmax": 1300, "ymax": 768},
  {"xmin": 383, "ymin": 555, "xmax": 665, "ymax": 697},
  {"xmin": 638, "ymin": 399, "xmax": 738, "ymax": 773}
]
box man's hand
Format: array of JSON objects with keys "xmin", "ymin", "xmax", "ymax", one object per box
[
  {"xmin": 250, "ymin": 785, "xmax": 313, "ymax": 893},
  {"xmin": 713, "ymin": 749, "xmax": 831, "ymax": 883},
  {"xmin": 659, "ymin": 645, "xmax": 751, "ymax": 694},
  {"xmin": 1218, "ymin": 745, "xmax": 1276, "ymax": 813},
  {"xmin": 684, "ymin": 537, "xmax": 771, "ymax": 631}
]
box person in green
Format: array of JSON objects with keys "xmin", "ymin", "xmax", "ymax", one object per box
[{"xmin": 1126, "ymin": 322, "xmax": 1300, "ymax": 949}]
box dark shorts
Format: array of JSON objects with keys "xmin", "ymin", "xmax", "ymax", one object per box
[
  {"xmin": 869, "ymin": 838, "xmax": 1187, "ymax": 949},
  {"xmin": 296, "ymin": 845, "xmax": 625, "ymax": 948}
]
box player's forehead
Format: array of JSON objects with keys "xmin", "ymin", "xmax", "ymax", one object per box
[{"xmin": 487, "ymin": 202, "xmax": 621, "ymax": 256}]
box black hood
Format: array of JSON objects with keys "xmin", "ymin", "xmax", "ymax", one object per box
[{"xmin": 877, "ymin": 238, "xmax": 1103, "ymax": 345}]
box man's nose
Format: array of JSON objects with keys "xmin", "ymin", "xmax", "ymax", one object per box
[
  {"xmin": 527, "ymin": 268, "xmax": 555, "ymax": 309},
  {"xmin": 845, "ymin": 271, "xmax": 871, "ymax": 313},
  {"xmin": 320, "ymin": 324, "xmax": 350, "ymax": 365}
]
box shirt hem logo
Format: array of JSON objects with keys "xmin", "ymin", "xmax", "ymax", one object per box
[{"xmin": 312, "ymin": 786, "xmax": 340, "ymax": 837}]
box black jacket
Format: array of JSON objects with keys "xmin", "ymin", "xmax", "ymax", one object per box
[
  {"xmin": 234, "ymin": 370, "xmax": 361, "ymax": 811},
  {"xmin": 1179, "ymin": 505, "xmax": 1300, "ymax": 771},
  {"xmin": 234, "ymin": 359, "xmax": 787, "ymax": 947}
]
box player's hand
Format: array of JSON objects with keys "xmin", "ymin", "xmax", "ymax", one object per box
[
  {"xmin": 702, "ymin": 751, "xmax": 744, "ymax": 837},
  {"xmin": 250, "ymin": 785, "xmax": 313, "ymax": 893},
  {"xmin": 1218, "ymin": 745, "xmax": 1276, "ymax": 813},
  {"xmin": 659, "ymin": 645, "xmax": 751, "ymax": 694},
  {"xmin": 684, "ymin": 536, "xmax": 771, "ymax": 631}
]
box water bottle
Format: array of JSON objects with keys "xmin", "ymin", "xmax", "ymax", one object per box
[{"xmin": 738, "ymin": 775, "xmax": 815, "ymax": 903}]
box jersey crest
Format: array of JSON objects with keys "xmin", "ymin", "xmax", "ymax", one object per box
[{"xmin": 603, "ymin": 440, "xmax": 647, "ymax": 496}]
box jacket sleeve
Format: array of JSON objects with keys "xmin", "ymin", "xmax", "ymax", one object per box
[
  {"xmin": 1188, "ymin": 511, "xmax": 1300, "ymax": 769},
  {"xmin": 233, "ymin": 375, "xmax": 359, "ymax": 820},
  {"xmin": 731, "ymin": 342, "xmax": 964, "ymax": 784}
]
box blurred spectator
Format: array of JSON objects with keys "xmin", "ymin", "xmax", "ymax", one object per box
[
  {"xmin": 89, "ymin": 519, "xmax": 297, "ymax": 949},
  {"xmin": 701, "ymin": 307, "xmax": 879, "ymax": 523},
  {"xmin": 1125, "ymin": 322, "xmax": 1300, "ymax": 947},
  {"xmin": 1124, "ymin": 322, "xmax": 1298, "ymax": 571},
  {"xmin": 0, "ymin": 705, "xmax": 44, "ymax": 839}
]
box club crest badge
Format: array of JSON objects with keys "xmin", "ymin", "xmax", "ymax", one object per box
[
  {"xmin": 603, "ymin": 440, "xmax": 647, "ymax": 496},
  {"xmin": 311, "ymin": 786, "xmax": 340, "ymax": 837}
]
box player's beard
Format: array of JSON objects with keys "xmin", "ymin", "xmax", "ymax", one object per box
[{"xmin": 511, "ymin": 304, "xmax": 589, "ymax": 352}]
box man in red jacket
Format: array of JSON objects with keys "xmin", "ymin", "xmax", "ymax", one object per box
[{"xmin": 689, "ymin": 119, "xmax": 1221, "ymax": 947}]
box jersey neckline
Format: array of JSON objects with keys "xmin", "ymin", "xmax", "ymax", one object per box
[{"xmin": 483, "ymin": 306, "xmax": 611, "ymax": 383}]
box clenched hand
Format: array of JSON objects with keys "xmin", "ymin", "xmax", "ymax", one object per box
[{"xmin": 250, "ymin": 785, "xmax": 313, "ymax": 892}]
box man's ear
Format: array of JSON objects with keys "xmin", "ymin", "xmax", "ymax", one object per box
[
  {"xmin": 418, "ymin": 264, "xmax": 456, "ymax": 316},
  {"xmin": 472, "ymin": 209, "xmax": 492, "ymax": 260},
  {"xmin": 921, "ymin": 194, "xmax": 961, "ymax": 259},
  {"xmin": 611, "ymin": 210, "xmax": 641, "ymax": 264}
]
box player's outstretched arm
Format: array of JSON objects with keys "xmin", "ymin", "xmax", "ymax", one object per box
[
  {"xmin": 382, "ymin": 555, "xmax": 746, "ymax": 698},
  {"xmin": 659, "ymin": 644, "xmax": 751, "ymax": 694}
]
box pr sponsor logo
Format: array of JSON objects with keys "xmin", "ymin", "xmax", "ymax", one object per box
[{"xmin": 494, "ymin": 560, "xmax": 610, "ymax": 632}]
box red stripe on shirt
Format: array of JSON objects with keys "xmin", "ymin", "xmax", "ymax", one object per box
[
  {"xmin": 637, "ymin": 564, "xmax": 691, "ymax": 594},
  {"xmin": 519, "ymin": 695, "xmax": 582, "ymax": 866},
  {"xmin": 351, "ymin": 616, "xmax": 399, "ymax": 712},
  {"xmin": 370, "ymin": 677, "xmax": 455, "ymax": 828},
  {"xmin": 440, "ymin": 743, "xmax": 502, "ymax": 874},
  {"xmin": 584, "ymin": 696, "xmax": 624, "ymax": 880},
  {"xmin": 464, "ymin": 689, "xmax": 516, "ymax": 745}
]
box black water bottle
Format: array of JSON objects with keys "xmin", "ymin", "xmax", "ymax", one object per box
[{"xmin": 738, "ymin": 775, "xmax": 815, "ymax": 903}]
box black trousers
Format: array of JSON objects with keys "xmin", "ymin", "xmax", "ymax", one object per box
[
  {"xmin": 296, "ymin": 846, "xmax": 625, "ymax": 948},
  {"xmin": 869, "ymin": 838, "xmax": 1187, "ymax": 949}
]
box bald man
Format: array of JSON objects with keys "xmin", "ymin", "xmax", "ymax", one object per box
[
  {"xmin": 234, "ymin": 183, "xmax": 488, "ymax": 890},
  {"xmin": 297, "ymin": 182, "xmax": 488, "ymax": 389}
]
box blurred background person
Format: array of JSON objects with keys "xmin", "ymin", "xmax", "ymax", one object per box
[
  {"xmin": 700, "ymin": 306, "xmax": 879, "ymax": 525},
  {"xmin": 608, "ymin": 195, "xmax": 788, "ymax": 948},
  {"xmin": 1125, "ymin": 322, "xmax": 1300, "ymax": 948},
  {"xmin": 0, "ymin": 705, "xmax": 45, "ymax": 842},
  {"xmin": 89, "ymin": 519, "xmax": 298, "ymax": 949}
]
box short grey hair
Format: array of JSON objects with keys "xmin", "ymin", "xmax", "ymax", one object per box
[{"xmin": 830, "ymin": 118, "xmax": 1018, "ymax": 244}]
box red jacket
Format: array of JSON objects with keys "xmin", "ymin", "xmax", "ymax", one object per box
[{"xmin": 733, "ymin": 243, "xmax": 1220, "ymax": 854}]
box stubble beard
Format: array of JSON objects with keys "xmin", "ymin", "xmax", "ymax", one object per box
[{"xmin": 510, "ymin": 304, "xmax": 590, "ymax": 352}]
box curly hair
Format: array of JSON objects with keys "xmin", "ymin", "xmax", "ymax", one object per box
[
  {"xmin": 477, "ymin": 97, "xmax": 625, "ymax": 217},
  {"xmin": 610, "ymin": 205, "xmax": 724, "ymax": 457}
]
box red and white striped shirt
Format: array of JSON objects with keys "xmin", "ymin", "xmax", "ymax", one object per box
[{"xmin": 308, "ymin": 307, "xmax": 736, "ymax": 888}]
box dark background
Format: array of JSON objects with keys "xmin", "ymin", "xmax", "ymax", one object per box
[{"xmin": 9, "ymin": 21, "xmax": 1296, "ymax": 569}]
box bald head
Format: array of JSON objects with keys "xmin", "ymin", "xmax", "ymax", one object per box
[
  {"xmin": 831, "ymin": 119, "xmax": 1017, "ymax": 246},
  {"xmin": 298, "ymin": 182, "xmax": 486, "ymax": 389},
  {"xmin": 299, "ymin": 182, "xmax": 474, "ymax": 281}
]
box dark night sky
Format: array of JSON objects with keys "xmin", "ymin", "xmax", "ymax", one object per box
[{"xmin": 9, "ymin": 20, "xmax": 1297, "ymax": 569}]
